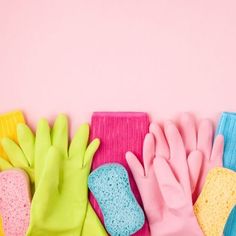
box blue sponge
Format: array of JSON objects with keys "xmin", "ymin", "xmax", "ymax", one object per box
[{"xmin": 88, "ymin": 163, "xmax": 145, "ymax": 236}]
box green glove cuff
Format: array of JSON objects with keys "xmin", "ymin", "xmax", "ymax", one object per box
[{"xmin": 82, "ymin": 203, "xmax": 107, "ymax": 236}]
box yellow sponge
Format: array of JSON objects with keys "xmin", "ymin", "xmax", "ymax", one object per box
[
  {"xmin": 0, "ymin": 110, "xmax": 25, "ymax": 236},
  {"xmin": 194, "ymin": 167, "xmax": 236, "ymax": 236},
  {"xmin": 0, "ymin": 111, "xmax": 25, "ymax": 160}
]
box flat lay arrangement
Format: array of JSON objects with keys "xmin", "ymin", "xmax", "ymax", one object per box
[{"xmin": 0, "ymin": 110, "xmax": 236, "ymax": 236}]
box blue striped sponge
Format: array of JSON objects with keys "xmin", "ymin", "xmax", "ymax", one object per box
[{"xmin": 88, "ymin": 163, "xmax": 145, "ymax": 236}]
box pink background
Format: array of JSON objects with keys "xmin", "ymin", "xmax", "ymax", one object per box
[{"xmin": 1, "ymin": 0, "xmax": 236, "ymax": 131}]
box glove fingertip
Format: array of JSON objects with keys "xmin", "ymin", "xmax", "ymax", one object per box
[
  {"xmin": 1, "ymin": 137, "xmax": 11, "ymax": 148},
  {"xmin": 125, "ymin": 151, "xmax": 137, "ymax": 164},
  {"xmin": 126, "ymin": 152, "xmax": 144, "ymax": 176},
  {"xmin": 89, "ymin": 138, "xmax": 100, "ymax": 152},
  {"xmin": 80, "ymin": 123, "xmax": 90, "ymax": 133},
  {"xmin": 83, "ymin": 138, "xmax": 100, "ymax": 166},
  {"xmin": 17, "ymin": 123, "xmax": 27, "ymax": 133}
]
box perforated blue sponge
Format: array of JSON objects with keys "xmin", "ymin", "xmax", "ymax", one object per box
[{"xmin": 88, "ymin": 163, "xmax": 145, "ymax": 236}]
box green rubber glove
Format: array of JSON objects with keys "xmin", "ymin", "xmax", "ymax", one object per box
[
  {"xmin": 0, "ymin": 123, "xmax": 35, "ymax": 183},
  {"xmin": 0, "ymin": 115, "xmax": 107, "ymax": 236},
  {"xmin": 82, "ymin": 204, "xmax": 108, "ymax": 236},
  {"xmin": 27, "ymin": 116, "xmax": 99, "ymax": 236},
  {"xmin": 27, "ymin": 115, "xmax": 99, "ymax": 235}
]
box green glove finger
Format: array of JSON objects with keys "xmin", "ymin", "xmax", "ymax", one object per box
[
  {"xmin": 37, "ymin": 146, "xmax": 61, "ymax": 193},
  {"xmin": 83, "ymin": 138, "xmax": 100, "ymax": 167},
  {"xmin": 24, "ymin": 166, "xmax": 35, "ymax": 183},
  {"xmin": 35, "ymin": 119, "xmax": 51, "ymax": 157},
  {"xmin": 51, "ymin": 114, "xmax": 68, "ymax": 158},
  {"xmin": 0, "ymin": 157, "xmax": 13, "ymax": 170},
  {"xmin": 69, "ymin": 123, "xmax": 89, "ymax": 166},
  {"xmin": 17, "ymin": 124, "xmax": 35, "ymax": 167},
  {"xmin": 35, "ymin": 119, "xmax": 51, "ymax": 186},
  {"xmin": 1, "ymin": 138, "xmax": 29, "ymax": 168}
]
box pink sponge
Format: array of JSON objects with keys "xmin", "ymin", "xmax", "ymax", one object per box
[{"xmin": 0, "ymin": 170, "xmax": 31, "ymax": 236}]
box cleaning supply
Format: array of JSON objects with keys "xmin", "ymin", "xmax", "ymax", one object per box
[
  {"xmin": 153, "ymin": 156, "xmax": 203, "ymax": 236},
  {"xmin": 194, "ymin": 167, "xmax": 236, "ymax": 236},
  {"xmin": 0, "ymin": 124, "xmax": 34, "ymax": 183},
  {"xmin": 0, "ymin": 111, "xmax": 25, "ymax": 161},
  {"xmin": 178, "ymin": 113, "xmax": 224, "ymax": 203},
  {"xmin": 1, "ymin": 115, "xmax": 107, "ymax": 236},
  {"xmin": 140, "ymin": 121, "xmax": 203, "ymax": 236},
  {"xmin": 126, "ymin": 133, "xmax": 163, "ymax": 236},
  {"xmin": 216, "ymin": 112, "xmax": 236, "ymax": 236},
  {"xmin": 88, "ymin": 163, "xmax": 145, "ymax": 236},
  {"xmin": 0, "ymin": 110, "xmax": 25, "ymax": 236},
  {"xmin": 82, "ymin": 204, "xmax": 108, "ymax": 236},
  {"xmin": 90, "ymin": 112, "xmax": 149, "ymax": 236},
  {"xmin": 0, "ymin": 169, "xmax": 31, "ymax": 236},
  {"xmin": 24, "ymin": 115, "xmax": 104, "ymax": 236},
  {"xmin": 217, "ymin": 112, "xmax": 236, "ymax": 170},
  {"xmin": 150, "ymin": 121, "xmax": 193, "ymax": 198}
]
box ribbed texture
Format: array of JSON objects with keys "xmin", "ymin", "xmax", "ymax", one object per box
[
  {"xmin": 90, "ymin": 112, "xmax": 150, "ymax": 236},
  {"xmin": 216, "ymin": 112, "xmax": 236, "ymax": 236},
  {"xmin": 0, "ymin": 111, "xmax": 25, "ymax": 160}
]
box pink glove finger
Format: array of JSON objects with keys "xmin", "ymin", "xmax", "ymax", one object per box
[
  {"xmin": 164, "ymin": 121, "xmax": 186, "ymax": 166},
  {"xmin": 153, "ymin": 156, "xmax": 186, "ymax": 209},
  {"xmin": 143, "ymin": 133, "xmax": 155, "ymax": 176},
  {"xmin": 178, "ymin": 113, "xmax": 197, "ymax": 154},
  {"xmin": 210, "ymin": 135, "xmax": 224, "ymax": 165},
  {"xmin": 126, "ymin": 133, "xmax": 163, "ymax": 231},
  {"xmin": 164, "ymin": 121, "xmax": 191, "ymax": 195},
  {"xmin": 187, "ymin": 150, "xmax": 203, "ymax": 193},
  {"xmin": 164, "ymin": 121, "xmax": 186, "ymax": 161},
  {"xmin": 149, "ymin": 122, "xmax": 169, "ymax": 159},
  {"xmin": 197, "ymin": 119, "xmax": 214, "ymax": 160},
  {"xmin": 126, "ymin": 152, "xmax": 144, "ymax": 178}
]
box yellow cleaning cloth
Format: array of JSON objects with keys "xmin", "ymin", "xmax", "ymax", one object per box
[
  {"xmin": 0, "ymin": 110, "xmax": 25, "ymax": 236},
  {"xmin": 0, "ymin": 111, "xmax": 25, "ymax": 160},
  {"xmin": 194, "ymin": 167, "xmax": 236, "ymax": 236}
]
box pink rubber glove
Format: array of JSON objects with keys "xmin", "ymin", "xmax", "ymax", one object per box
[
  {"xmin": 178, "ymin": 113, "xmax": 224, "ymax": 202},
  {"xmin": 150, "ymin": 121, "xmax": 203, "ymax": 199},
  {"xmin": 127, "ymin": 122, "xmax": 203, "ymax": 236},
  {"xmin": 126, "ymin": 133, "xmax": 162, "ymax": 236}
]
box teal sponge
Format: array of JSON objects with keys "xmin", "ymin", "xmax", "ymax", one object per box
[{"xmin": 88, "ymin": 163, "xmax": 145, "ymax": 236}]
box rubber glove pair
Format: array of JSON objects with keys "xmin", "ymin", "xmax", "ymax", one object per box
[
  {"xmin": 0, "ymin": 115, "xmax": 107, "ymax": 236},
  {"xmin": 126, "ymin": 121, "xmax": 203, "ymax": 236}
]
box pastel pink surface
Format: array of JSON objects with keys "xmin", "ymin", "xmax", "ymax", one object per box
[
  {"xmin": 90, "ymin": 112, "xmax": 150, "ymax": 235},
  {"xmin": 1, "ymin": 0, "xmax": 236, "ymax": 128}
]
